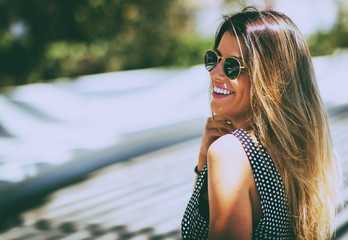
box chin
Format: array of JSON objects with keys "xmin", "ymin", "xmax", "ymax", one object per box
[{"xmin": 210, "ymin": 104, "xmax": 234, "ymax": 116}]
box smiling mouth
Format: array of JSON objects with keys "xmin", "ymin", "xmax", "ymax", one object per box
[{"xmin": 213, "ymin": 85, "xmax": 235, "ymax": 96}]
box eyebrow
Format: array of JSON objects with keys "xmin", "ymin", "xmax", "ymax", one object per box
[{"xmin": 215, "ymin": 48, "xmax": 243, "ymax": 61}]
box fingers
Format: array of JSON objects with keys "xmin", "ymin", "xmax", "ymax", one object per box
[
  {"xmin": 205, "ymin": 116, "xmax": 234, "ymax": 135},
  {"xmin": 204, "ymin": 119, "xmax": 223, "ymax": 137},
  {"xmin": 199, "ymin": 116, "xmax": 234, "ymax": 166},
  {"xmin": 212, "ymin": 115, "xmax": 234, "ymax": 126}
]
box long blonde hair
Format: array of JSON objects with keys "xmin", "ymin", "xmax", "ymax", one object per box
[{"xmin": 214, "ymin": 7, "xmax": 342, "ymax": 239}]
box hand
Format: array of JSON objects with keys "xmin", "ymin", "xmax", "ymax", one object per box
[{"xmin": 197, "ymin": 116, "xmax": 234, "ymax": 170}]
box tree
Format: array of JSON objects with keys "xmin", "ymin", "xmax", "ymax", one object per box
[{"xmin": 0, "ymin": 0, "xmax": 189, "ymax": 87}]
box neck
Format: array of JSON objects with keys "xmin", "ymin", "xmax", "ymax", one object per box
[
  {"xmin": 229, "ymin": 112, "xmax": 253, "ymax": 130},
  {"xmin": 231, "ymin": 118, "xmax": 252, "ymax": 130}
]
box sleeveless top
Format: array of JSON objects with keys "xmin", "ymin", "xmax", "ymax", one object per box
[{"xmin": 181, "ymin": 129, "xmax": 295, "ymax": 239}]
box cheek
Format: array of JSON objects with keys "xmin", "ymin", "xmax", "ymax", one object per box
[
  {"xmin": 238, "ymin": 76, "xmax": 252, "ymax": 111},
  {"xmin": 238, "ymin": 75, "xmax": 251, "ymax": 99}
]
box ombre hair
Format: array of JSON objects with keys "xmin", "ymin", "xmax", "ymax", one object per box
[{"xmin": 213, "ymin": 7, "xmax": 342, "ymax": 239}]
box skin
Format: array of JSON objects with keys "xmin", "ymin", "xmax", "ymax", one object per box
[
  {"xmin": 210, "ymin": 32, "xmax": 252, "ymax": 129},
  {"xmin": 197, "ymin": 32, "xmax": 262, "ymax": 239}
]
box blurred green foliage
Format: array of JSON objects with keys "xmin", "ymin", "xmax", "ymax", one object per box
[
  {"xmin": 308, "ymin": 5, "xmax": 348, "ymax": 56},
  {"xmin": 2, "ymin": 0, "xmax": 346, "ymax": 88},
  {"xmin": 308, "ymin": 21, "xmax": 348, "ymax": 56},
  {"xmin": 0, "ymin": 0, "xmax": 213, "ymax": 88}
]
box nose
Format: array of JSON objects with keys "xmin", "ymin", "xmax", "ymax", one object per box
[{"xmin": 210, "ymin": 60, "xmax": 226, "ymax": 82}]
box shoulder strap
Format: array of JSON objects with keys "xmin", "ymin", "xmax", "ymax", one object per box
[{"xmin": 230, "ymin": 129, "xmax": 286, "ymax": 203}]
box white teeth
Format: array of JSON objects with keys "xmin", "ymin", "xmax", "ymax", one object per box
[{"xmin": 213, "ymin": 86, "xmax": 233, "ymax": 95}]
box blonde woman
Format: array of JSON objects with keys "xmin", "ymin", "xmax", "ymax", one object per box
[{"xmin": 181, "ymin": 7, "xmax": 342, "ymax": 240}]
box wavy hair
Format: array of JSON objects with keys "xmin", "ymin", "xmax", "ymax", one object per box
[{"xmin": 213, "ymin": 7, "xmax": 342, "ymax": 239}]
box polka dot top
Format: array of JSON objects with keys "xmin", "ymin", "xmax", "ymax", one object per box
[{"xmin": 181, "ymin": 129, "xmax": 295, "ymax": 239}]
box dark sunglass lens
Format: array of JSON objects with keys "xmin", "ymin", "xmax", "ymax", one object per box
[
  {"xmin": 224, "ymin": 57, "xmax": 241, "ymax": 79},
  {"xmin": 204, "ymin": 51, "xmax": 218, "ymax": 72}
]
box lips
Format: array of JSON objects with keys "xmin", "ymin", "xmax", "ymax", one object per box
[{"xmin": 212, "ymin": 85, "xmax": 235, "ymax": 99}]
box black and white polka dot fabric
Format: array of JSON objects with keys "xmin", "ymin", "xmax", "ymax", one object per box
[{"xmin": 181, "ymin": 129, "xmax": 295, "ymax": 239}]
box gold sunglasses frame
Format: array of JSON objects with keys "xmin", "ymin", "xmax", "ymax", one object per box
[{"xmin": 204, "ymin": 50, "xmax": 246, "ymax": 80}]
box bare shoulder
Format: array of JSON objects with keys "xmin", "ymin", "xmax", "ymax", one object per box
[
  {"xmin": 207, "ymin": 133, "xmax": 252, "ymax": 186},
  {"xmin": 207, "ymin": 133, "xmax": 254, "ymax": 239},
  {"xmin": 208, "ymin": 133, "xmax": 248, "ymax": 168},
  {"xmin": 207, "ymin": 132, "xmax": 255, "ymax": 188}
]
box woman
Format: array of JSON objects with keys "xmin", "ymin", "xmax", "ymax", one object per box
[{"xmin": 181, "ymin": 7, "xmax": 342, "ymax": 240}]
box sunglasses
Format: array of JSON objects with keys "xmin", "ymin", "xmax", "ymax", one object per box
[{"xmin": 204, "ymin": 50, "xmax": 246, "ymax": 80}]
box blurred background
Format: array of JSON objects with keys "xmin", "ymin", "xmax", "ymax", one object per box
[{"xmin": 0, "ymin": 0, "xmax": 348, "ymax": 239}]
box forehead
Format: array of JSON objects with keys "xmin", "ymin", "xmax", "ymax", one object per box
[{"xmin": 216, "ymin": 31, "xmax": 243, "ymax": 58}]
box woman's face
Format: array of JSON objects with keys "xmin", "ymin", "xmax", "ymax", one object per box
[{"xmin": 210, "ymin": 31, "xmax": 251, "ymax": 126}]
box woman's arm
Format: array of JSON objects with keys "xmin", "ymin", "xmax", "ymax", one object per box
[
  {"xmin": 207, "ymin": 134, "xmax": 254, "ymax": 240},
  {"xmin": 195, "ymin": 117, "xmax": 233, "ymax": 188}
]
